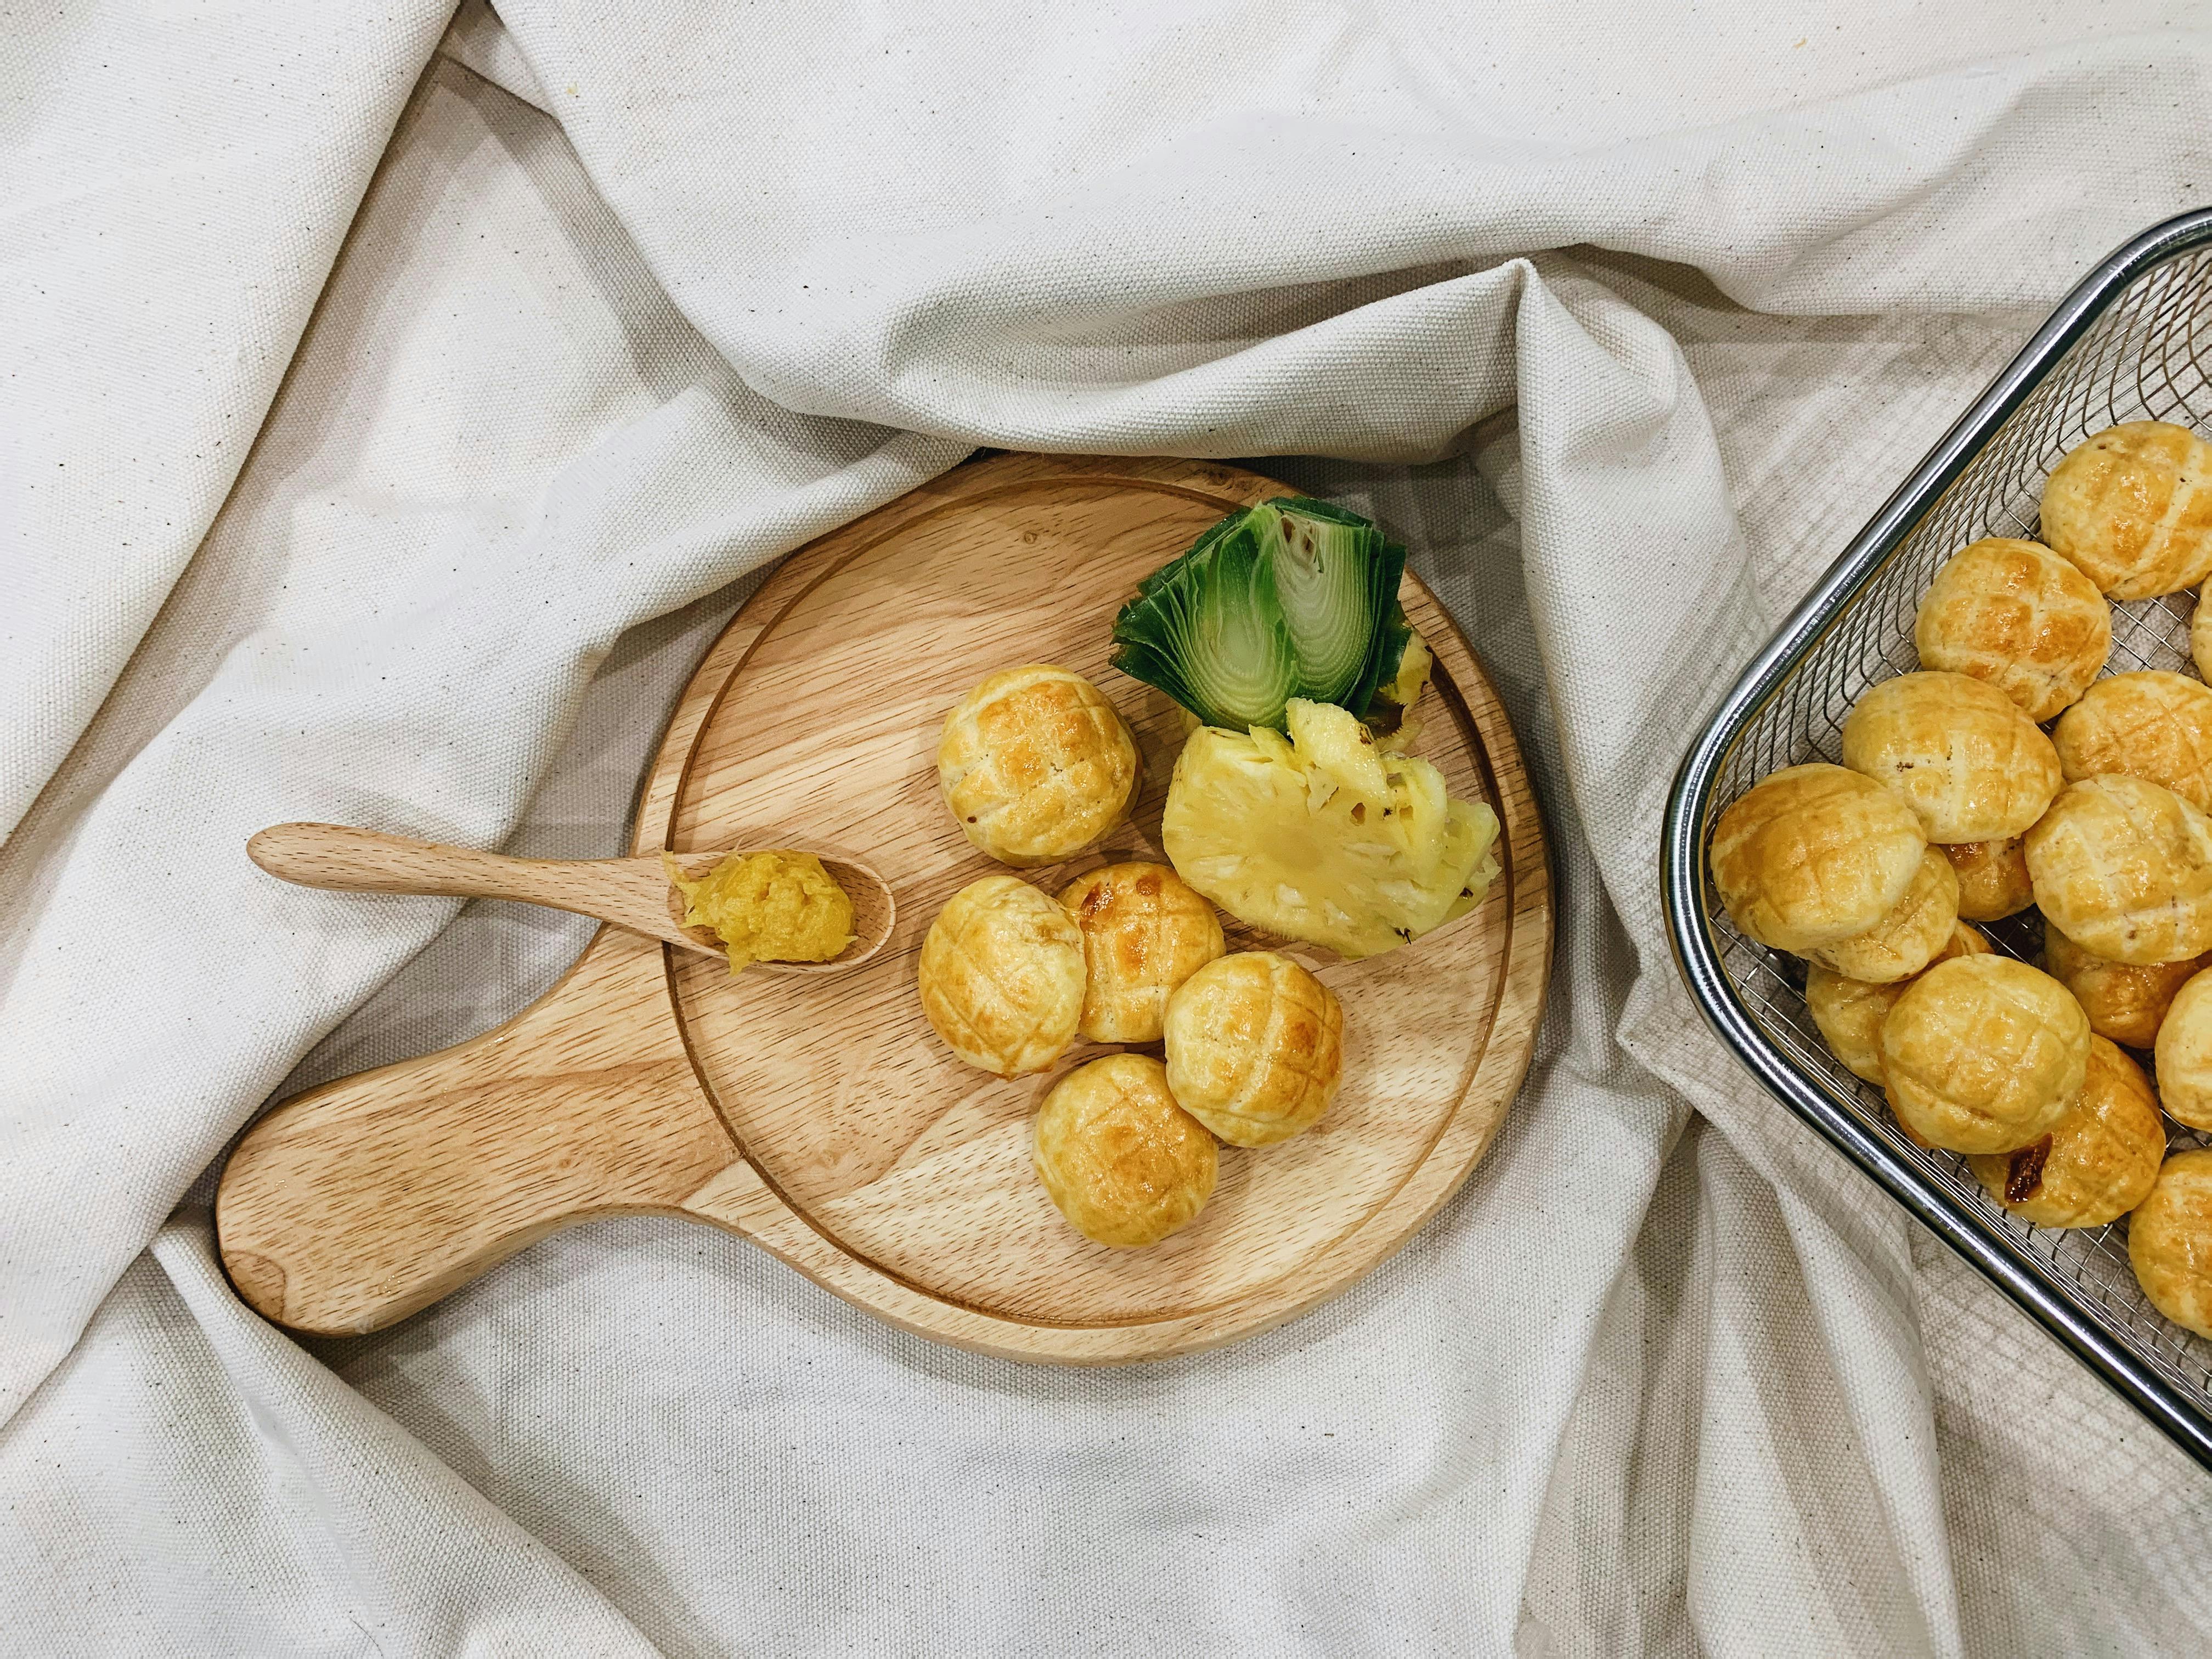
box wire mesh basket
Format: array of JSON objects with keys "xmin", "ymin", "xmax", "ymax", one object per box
[{"xmin": 1663, "ymin": 208, "xmax": 2212, "ymax": 1470}]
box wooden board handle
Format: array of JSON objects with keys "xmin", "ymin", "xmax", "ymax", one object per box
[{"xmin": 216, "ymin": 929, "xmax": 740, "ymax": 1335}]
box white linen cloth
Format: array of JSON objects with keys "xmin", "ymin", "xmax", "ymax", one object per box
[{"xmin": 6, "ymin": 2, "xmax": 2212, "ymax": 1651}]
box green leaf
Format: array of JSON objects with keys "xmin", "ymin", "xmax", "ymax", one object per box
[{"xmin": 1110, "ymin": 497, "xmax": 1408, "ymax": 732}]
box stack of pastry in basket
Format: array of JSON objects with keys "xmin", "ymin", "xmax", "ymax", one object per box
[{"xmin": 1712, "ymin": 420, "xmax": 2212, "ymax": 1341}]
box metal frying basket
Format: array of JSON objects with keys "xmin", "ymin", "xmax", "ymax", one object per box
[{"xmin": 1663, "ymin": 208, "xmax": 2212, "ymax": 1470}]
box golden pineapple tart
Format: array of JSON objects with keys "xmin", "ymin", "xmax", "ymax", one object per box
[
  {"xmin": 2040, "ymin": 420, "xmax": 2212, "ymax": 600},
  {"xmin": 2023, "ymin": 775, "xmax": 2212, "ymax": 965},
  {"xmin": 1162, "ymin": 698, "xmax": 1498, "ymax": 960},
  {"xmin": 2129, "ymin": 1150, "xmax": 2212, "ymax": 1340},
  {"xmin": 2194, "ymin": 579, "xmax": 2212, "ymax": 683},
  {"xmin": 2052, "ymin": 670, "xmax": 2212, "ymax": 814},
  {"xmin": 1805, "ymin": 922, "xmax": 1990, "ymax": 1084},
  {"xmin": 1942, "ymin": 837, "xmax": 2034, "ymax": 922},
  {"xmin": 1914, "ymin": 537, "xmax": 2109, "ymax": 720},
  {"xmin": 916, "ymin": 876, "xmax": 1086, "ymax": 1076},
  {"xmin": 1878, "ymin": 955, "xmax": 2090, "ymax": 1154},
  {"xmin": 1839, "ymin": 671, "xmax": 2062, "ymax": 843},
  {"xmin": 1802, "ymin": 847, "xmax": 1959, "ymax": 984},
  {"xmin": 1708, "ymin": 763, "xmax": 1926, "ymax": 953},
  {"xmin": 1966, "ymin": 1036, "xmax": 2164, "ymax": 1229},
  {"xmin": 938, "ymin": 665, "xmax": 1139, "ymax": 867},
  {"xmin": 1032, "ymin": 1054, "xmax": 1217, "ymax": 1247},
  {"xmin": 2154, "ymin": 967, "xmax": 2212, "ymax": 1131},
  {"xmin": 1162, "ymin": 951, "xmax": 1344, "ymax": 1148},
  {"xmin": 2043, "ymin": 927, "xmax": 2206, "ymax": 1051},
  {"xmin": 1057, "ymin": 862, "xmax": 1224, "ymax": 1043}
]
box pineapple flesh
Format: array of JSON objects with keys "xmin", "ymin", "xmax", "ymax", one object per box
[
  {"xmin": 1161, "ymin": 696, "xmax": 1500, "ymax": 959},
  {"xmin": 1368, "ymin": 628, "xmax": 1432, "ymax": 754}
]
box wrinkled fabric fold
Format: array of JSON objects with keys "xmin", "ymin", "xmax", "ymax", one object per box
[
  {"xmin": 8, "ymin": 2, "xmax": 2212, "ymax": 1653},
  {"xmin": 0, "ymin": 0, "xmax": 457, "ymax": 838}
]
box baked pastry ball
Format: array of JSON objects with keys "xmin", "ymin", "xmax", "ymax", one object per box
[
  {"xmin": 1802, "ymin": 847, "xmax": 1959, "ymax": 984},
  {"xmin": 1914, "ymin": 537, "xmax": 2109, "ymax": 720},
  {"xmin": 1806, "ymin": 922, "xmax": 1990, "ymax": 1083},
  {"xmin": 1942, "ymin": 837, "xmax": 2034, "ymax": 922},
  {"xmin": 1967, "ymin": 1036, "xmax": 2164, "ymax": 1229},
  {"xmin": 2042, "ymin": 926, "xmax": 2205, "ymax": 1049},
  {"xmin": 2193, "ymin": 577, "xmax": 2212, "ymax": 682},
  {"xmin": 2041, "ymin": 421, "xmax": 2212, "ymax": 600},
  {"xmin": 2129, "ymin": 1150, "xmax": 2212, "ymax": 1339},
  {"xmin": 1879, "ymin": 955, "xmax": 2090, "ymax": 1154},
  {"xmin": 916, "ymin": 876, "xmax": 1086, "ymax": 1076},
  {"xmin": 938, "ymin": 665, "xmax": 1139, "ymax": 867},
  {"xmin": 1708, "ymin": 763, "xmax": 1927, "ymax": 952},
  {"xmin": 1839, "ymin": 671, "xmax": 2062, "ymax": 843},
  {"xmin": 2154, "ymin": 967, "xmax": 2212, "ymax": 1130},
  {"xmin": 1058, "ymin": 862, "xmax": 1224, "ymax": 1043},
  {"xmin": 1032, "ymin": 1053, "xmax": 1217, "ymax": 1247},
  {"xmin": 2052, "ymin": 670, "xmax": 2212, "ymax": 814},
  {"xmin": 2024, "ymin": 775, "xmax": 2212, "ymax": 965},
  {"xmin": 1161, "ymin": 951, "xmax": 1343, "ymax": 1148}
]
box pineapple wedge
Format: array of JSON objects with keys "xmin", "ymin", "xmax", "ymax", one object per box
[
  {"xmin": 1369, "ymin": 628, "xmax": 1432, "ymax": 754},
  {"xmin": 1161, "ymin": 697, "xmax": 1500, "ymax": 959}
]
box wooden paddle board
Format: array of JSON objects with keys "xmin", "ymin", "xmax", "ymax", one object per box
[{"xmin": 216, "ymin": 453, "xmax": 1552, "ymax": 1361}]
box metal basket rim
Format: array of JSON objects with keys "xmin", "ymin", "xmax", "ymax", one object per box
[{"xmin": 1661, "ymin": 206, "xmax": 2212, "ymax": 1472}]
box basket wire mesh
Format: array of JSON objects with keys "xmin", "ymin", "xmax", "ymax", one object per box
[{"xmin": 1666, "ymin": 211, "xmax": 2212, "ymax": 1466}]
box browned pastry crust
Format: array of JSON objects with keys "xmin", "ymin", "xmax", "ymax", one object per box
[
  {"xmin": 1966, "ymin": 1035, "xmax": 2164, "ymax": 1228},
  {"xmin": 1803, "ymin": 847, "xmax": 1960, "ymax": 984},
  {"xmin": 2041, "ymin": 421, "xmax": 2212, "ymax": 600},
  {"xmin": 1806, "ymin": 923, "xmax": 1989, "ymax": 1084},
  {"xmin": 916, "ymin": 875, "xmax": 1086, "ymax": 1075},
  {"xmin": 1162, "ymin": 951, "xmax": 1344, "ymax": 1148},
  {"xmin": 1709, "ymin": 763, "xmax": 1927, "ymax": 952},
  {"xmin": 2129, "ymin": 1150, "xmax": 2212, "ymax": 1339},
  {"xmin": 1942, "ymin": 837, "xmax": 2035, "ymax": 922},
  {"xmin": 1032, "ymin": 1053, "xmax": 1218, "ymax": 1247},
  {"xmin": 2052, "ymin": 670, "xmax": 2212, "ymax": 814},
  {"xmin": 2154, "ymin": 966, "xmax": 2212, "ymax": 1130},
  {"xmin": 938, "ymin": 665, "xmax": 1139, "ymax": 867},
  {"xmin": 1058, "ymin": 862, "xmax": 1224, "ymax": 1043},
  {"xmin": 2024, "ymin": 775, "xmax": 2212, "ymax": 965},
  {"xmin": 1879, "ymin": 954, "xmax": 2090, "ymax": 1154},
  {"xmin": 1839, "ymin": 671, "xmax": 2062, "ymax": 843},
  {"xmin": 1914, "ymin": 537, "xmax": 2110, "ymax": 720},
  {"xmin": 2042, "ymin": 927, "xmax": 2205, "ymax": 1050}
]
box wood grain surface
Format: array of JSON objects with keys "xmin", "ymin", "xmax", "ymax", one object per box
[{"xmin": 217, "ymin": 453, "xmax": 1553, "ymax": 1361}]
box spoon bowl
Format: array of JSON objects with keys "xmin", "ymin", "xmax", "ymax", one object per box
[{"xmin": 247, "ymin": 823, "xmax": 894, "ymax": 975}]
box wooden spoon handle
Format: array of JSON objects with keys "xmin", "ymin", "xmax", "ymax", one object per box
[
  {"xmin": 251, "ymin": 822, "xmax": 589, "ymax": 902},
  {"xmin": 247, "ymin": 821, "xmax": 705, "ymax": 953}
]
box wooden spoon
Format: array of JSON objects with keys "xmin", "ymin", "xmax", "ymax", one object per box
[{"xmin": 246, "ymin": 822, "xmax": 894, "ymax": 974}]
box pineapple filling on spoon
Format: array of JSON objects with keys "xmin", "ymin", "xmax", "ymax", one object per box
[{"xmin": 663, "ymin": 848, "xmax": 855, "ymax": 974}]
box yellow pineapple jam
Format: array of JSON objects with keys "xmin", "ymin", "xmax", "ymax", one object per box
[{"xmin": 663, "ymin": 849, "xmax": 855, "ymax": 973}]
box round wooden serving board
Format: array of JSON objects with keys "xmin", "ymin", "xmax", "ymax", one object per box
[{"xmin": 217, "ymin": 454, "xmax": 1552, "ymax": 1362}]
